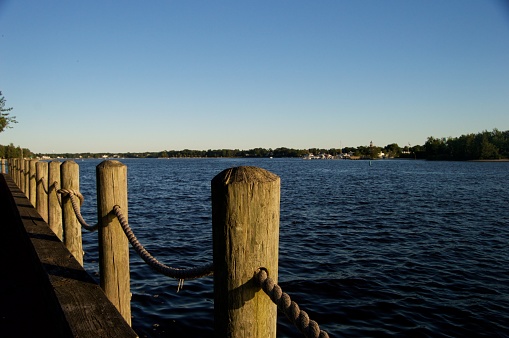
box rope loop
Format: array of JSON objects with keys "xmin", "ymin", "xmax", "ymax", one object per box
[
  {"xmin": 57, "ymin": 188, "xmax": 84, "ymax": 205},
  {"xmin": 255, "ymin": 268, "xmax": 329, "ymax": 338},
  {"xmin": 57, "ymin": 188, "xmax": 98, "ymax": 232},
  {"xmin": 49, "ymin": 181, "xmax": 59, "ymax": 192},
  {"xmin": 112, "ymin": 205, "xmax": 213, "ymax": 283}
]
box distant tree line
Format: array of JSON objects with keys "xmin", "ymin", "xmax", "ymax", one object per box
[
  {"xmin": 35, "ymin": 145, "xmax": 426, "ymax": 160},
  {"xmin": 424, "ymin": 129, "xmax": 509, "ymax": 160},
  {"xmin": 3, "ymin": 129, "xmax": 507, "ymax": 161}
]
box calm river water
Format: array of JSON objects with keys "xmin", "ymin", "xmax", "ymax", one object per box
[{"xmin": 75, "ymin": 158, "xmax": 508, "ymax": 337}]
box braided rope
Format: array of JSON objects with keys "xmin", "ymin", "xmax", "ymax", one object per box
[
  {"xmin": 112, "ymin": 205, "xmax": 214, "ymax": 281},
  {"xmin": 57, "ymin": 188, "xmax": 99, "ymax": 232},
  {"xmin": 255, "ymin": 269, "xmax": 329, "ymax": 338}
]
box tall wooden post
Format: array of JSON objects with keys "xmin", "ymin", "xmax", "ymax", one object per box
[
  {"xmin": 17, "ymin": 158, "xmax": 22, "ymax": 186},
  {"xmin": 48, "ymin": 160, "xmax": 63, "ymax": 241},
  {"xmin": 96, "ymin": 160, "xmax": 131, "ymax": 325},
  {"xmin": 24, "ymin": 160, "xmax": 30, "ymax": 198},
  {"xmin": 19, "ymin": 159, "xmax": 26, "ymax": 194},
  {"xmin": 211, "ymin": 166, "xmax": 280, "ymax": 338},
  {"xmin": 61, "ymin": 160, "xmax": 83, "ymax": 265},
  {"xmin": 29, "ymin": 160, "xmax": 38, "ymax": 207},
  {"xmin": 18, "ymin": 159, "xmax": 23, "ymax": 186},
  {"xmin": 0, "ymin": 159, "xmax": 4, "ymax": 174},
  {"xmin": 13, "ymin": 158, "xmax": 18, "ymax": 185},
  {"xmin": 36, "ymin": 161, "xmax": 49, "ymax": 223},
  {"xmin": 13, "ymin": 158, "xmax": 17, "ymax": 184},
  {"xmin": 20, "ymin": 158, "xmax": 24, "ymax": 188}
]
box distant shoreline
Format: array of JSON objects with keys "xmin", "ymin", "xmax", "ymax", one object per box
[{"xmin": 468, "ymin": 159, "xmax": 509, "ymax": 162}]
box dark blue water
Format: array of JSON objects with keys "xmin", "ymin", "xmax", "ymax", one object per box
[{"xmin": 75, "ymin": 158, "xmax": 509, "ymax": 337}]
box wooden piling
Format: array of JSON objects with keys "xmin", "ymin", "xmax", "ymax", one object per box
[
  {"xmin": 96, "ymin": 160, "xmax": 131, "ymax": 326},
  {"xmin": 12, "ymin": 158, "xmax": 16, "ymax": 184},
  {"xmin": 29, "ymin": 160, "xmax": 38, "ymax": 207},
  {"xmin": 16, "ymin": 159, "xmax": 20, "ymax": 185},
  {"xmin": 48, "ymin": 160, "xmax": 63, "ymax": 241},
  {"xmin": 19, "ymin": 158, "xmax": 23, "ymax": 189},
  {"xmin": 61, "ymin": 160, "xmax": 83, "ymax": 265},
  {"xmin": 211, "ymin": 166, "xmax": 280, "ymax": 338},
  {"xmin": 19, "ymin": 159, "xmax": 26, "ymax": 193},
  {"xmin": 24, "ymin": 159, "xmax": 30, "ymax": 198},
  {"xmin": 18, "ymin": 159, "xmax": 22, "ymax": 187},
  {"xmin": 13, "ymin": 158, "xmax": 18, "ymax": 185},
  {"xmin": 1, "ymin": 159, "xmax": 5, "ymax": 174},
  {"xmin": 36, "ymin": 161, "xmax": 49, "ymax": 223}
]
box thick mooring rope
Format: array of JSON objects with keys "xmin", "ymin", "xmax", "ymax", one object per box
[
  {"xmin": 255, "ymin": 269, "xmax": 329, "ymax": 338},
  {"xmin": 112, "ymin": 205, "xmax": 214, "ymax": 281},
  {"xmin": 57, "ymin": 188, "xmax": 99, "ymax": 232}
]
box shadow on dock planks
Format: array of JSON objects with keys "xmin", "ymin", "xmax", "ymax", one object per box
[{"xmin": 0, "ymin": 173, "xmax": 137, "ymax": 338}]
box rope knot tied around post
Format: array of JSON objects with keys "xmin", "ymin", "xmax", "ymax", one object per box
[
  {"xmin": 255, "ymin": 268, "xmax": 329, "ymax": 338},
  {"xmin": 57, "ymin": 188, "xmax": 98, "ymax": 232},
  {"xmin": 57, "ymin": 188, "xmax": 85, "ymax": 205}
]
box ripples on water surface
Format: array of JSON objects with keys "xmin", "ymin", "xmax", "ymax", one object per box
[{"xmin": 76, "ymin": 158, "xmax": 509, "ymax": 337}]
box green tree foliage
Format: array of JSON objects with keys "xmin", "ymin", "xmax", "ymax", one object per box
[
  {"xmin": 0, "ymin": 143, "xmax": 33, "ymax": 158},
  {"xmin": 424, "ymin": 129, "xmax": 508, "ymax": 160},
  {"xmin": 383, "ymin": 143, "xmax": 401, "ymax": 158},
  {"xmin": 0, "ymin": 91, "xmax": 17, "ymax": 133},
  {"xmin": 355, "ymin": 145, "xmax": 382, "ymax": 159}
]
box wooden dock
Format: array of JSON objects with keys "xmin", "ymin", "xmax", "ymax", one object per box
[{"xmin": 0, "ymin": 173, "xmax": 137, "ymax": 337}]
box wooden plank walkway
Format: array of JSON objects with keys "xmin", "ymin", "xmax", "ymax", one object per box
[{"xmin": 0, "ymin": 173, "xmax": 137, "ymax": 337}]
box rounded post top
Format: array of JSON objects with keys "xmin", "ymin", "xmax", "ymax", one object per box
[
  {"xmin": 97, "ymin": 160, "xmax": 126, "ymax": 169},
  {"xmin": 61, "ymin": 160, "xmax": 78, "ymax": 166},
  {"xmin": 212, "ymin": 166, "xmax": 279, "ymax": 186}
]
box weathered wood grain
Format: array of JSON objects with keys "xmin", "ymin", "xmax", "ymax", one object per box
[
  {"xmin": 212, "ymin": 166, "xmax": 280, "ymax": 338},
  {"xmin": 61, "ymin": 160, "xmax": 83, "ymax": 265},
  {"xmin": 48, "ymin": 160, "xmax": 63, "ymax": 240},
  {"xmin": 29, "ymin": 159, "xmax": 37, "ymax": 207},
  {"xmin": 36, "ymin": 161, "xmax": 49, "ymax": 222},
  {"xmin": 24, "ymin": 159, "xmax": 30, "ymax": 197},
  {"xmin": 96, "ymin": 160, "xmax": 131, "ymax": 326}
]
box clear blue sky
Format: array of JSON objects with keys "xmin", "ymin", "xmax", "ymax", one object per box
[{"xmin": 1, "ymin": 0, "xmax": 508, "ymax": 154}]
